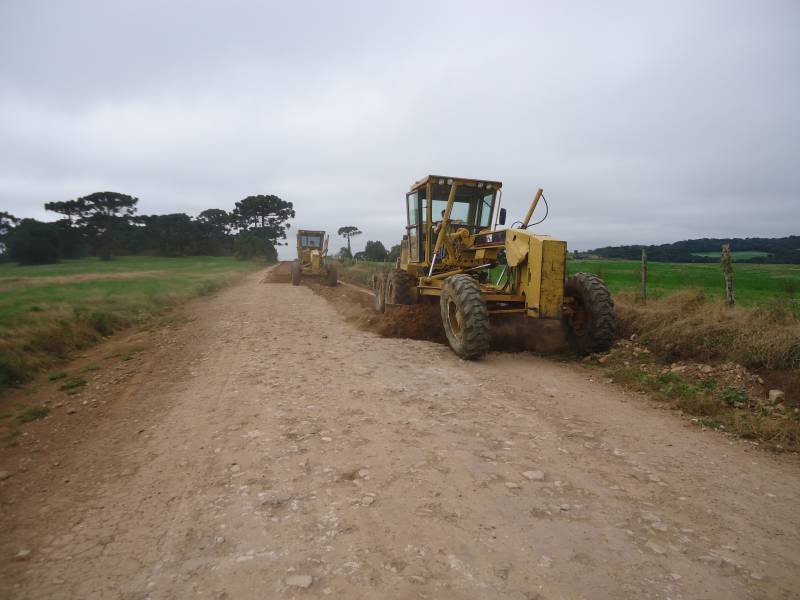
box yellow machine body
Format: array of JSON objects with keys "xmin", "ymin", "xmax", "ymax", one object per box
[
  {"xmin": 296, "ymin": 229, "xmax": 328, "ymax": 276},
  {"xmin": 397, "ymin": 175, "xmax": 567, "ymax": 319}
]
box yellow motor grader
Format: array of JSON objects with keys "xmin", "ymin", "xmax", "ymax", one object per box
[
  {"xmin": 291, "ymin": 229, "xmax": 338, "ymax": 286},
  {"xmin": 374, "ymin": 175, "xmax": 616, "ymax": 359}
]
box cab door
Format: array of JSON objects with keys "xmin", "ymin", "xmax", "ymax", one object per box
[{"xmin": 406, "ymin": 191, "xmax": 420, "ymax": 262}]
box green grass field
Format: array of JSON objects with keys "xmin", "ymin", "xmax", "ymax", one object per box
[
  {"xmin": 691, "ymin": 251, "xmax": 772, "ymax": 261},
  {"xmin": 337, "ymin": 258, "xmax": 800, "ymax": 308},
  {"xmin": 567, "ymin": 259, "xmax": 800, "ymax": 306},
  {"xmin": 0, "ymin": 256, "xmax": 261, "ymax": 389}
]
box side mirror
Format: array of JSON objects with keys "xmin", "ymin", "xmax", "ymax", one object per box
[{"xmin": 498, "ymin": 208, "xmax": 507, "ymax": 226}]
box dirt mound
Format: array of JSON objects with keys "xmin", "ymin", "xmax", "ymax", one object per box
[
  {"xmin": 307, "ymin": 280, "xmax": 446, "ymax": 344},
  {"xmin": 364, "ymin": 304, "xmax": 447, "ymax": 344},
  {"xmin": 262, "ymin": 261, "xmax": 292, "ymax": 283},
  {"xmin": 307, "ymin": 280, "xmax": 569, "ymax": 352}
]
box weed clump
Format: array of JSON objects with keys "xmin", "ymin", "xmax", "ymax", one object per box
[
  {"xmin": 88, "ymin": 311, "xmax": 119, "ymax": 336},
  {"xmin": 17, "ymin": 405, "xmax": 50, "ymax": 423},
  {"xmin": 59, "ymin": 376, "xmax": 86, "ymax": 394}
]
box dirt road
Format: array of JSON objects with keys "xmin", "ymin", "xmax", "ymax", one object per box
[{"xmin": 2, "ymin": 268, "xmax": 799, "ymax": 599}]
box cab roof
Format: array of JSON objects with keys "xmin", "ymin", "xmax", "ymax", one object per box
[
  {"xmin": 297, "ymin": 229, "xmax": 326, "ymax": 236},
  {"xmin": 410, "ymin": 175, "xmax": 503, "ymax": 192}
]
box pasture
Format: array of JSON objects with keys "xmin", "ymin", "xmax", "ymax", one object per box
[
  {"xmin": 567, "ymin": 259, "xmax": 800, "ymax": 306},
  {"xmin": 337, "ymin": 258, "xmax": 800, "ymax": 308},
  {"xmin": 0, "ymin": 256, "xmax": 260, "ymax": 389}
]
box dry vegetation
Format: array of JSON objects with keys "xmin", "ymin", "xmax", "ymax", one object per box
[
  {"xmin": 594, "ymin": 341, "xmax": 800, "ymax": 452},
  {"xmin": 601, "ymin": 291, "xmax": 800, "ymax": 451},
  {"xmin": 0, "ymin": 257, "xmax": 260, "ymax": 390},
  {"xmin": 615, "ymin": 290, "xmax": 800, "ymax": 372}
]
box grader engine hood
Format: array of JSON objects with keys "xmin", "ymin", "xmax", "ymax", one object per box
[{"xmin": 505, "ymin": 229, "xmax": 567, "ymax": 319}]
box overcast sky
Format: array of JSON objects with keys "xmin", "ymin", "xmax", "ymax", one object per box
[{"xmin": 1, "ymin": 1, "xmax": 798, "ymax": 256}]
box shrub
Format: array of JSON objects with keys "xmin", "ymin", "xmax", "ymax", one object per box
[
  {"xmin": 719, "ymin": 386, "xmax": 747, "ymax": 407},
  {"xmin": 234, "ymin": 231, "xmax": 277, "ymax": 262},
  {"xmin": 59, "ymin": 376, "xmax": 86, "ymax": 394},
  {"xmin": 17, "ymin": 406, "xmax": 50, "ymax": 423},
  {"xmin": 89, "ymin": 311, "xmax": 117, "ymax": 336}
]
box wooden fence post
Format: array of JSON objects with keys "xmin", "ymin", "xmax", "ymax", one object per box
[
  {"xmin": 721, "ymin": 244, "xmax": 735, "ymax": 306},
  {"xmin": 640, "ymin": 248, "xmax": 648, "ymax": 303}
]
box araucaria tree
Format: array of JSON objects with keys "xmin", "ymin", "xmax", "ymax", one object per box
[
  {"xmin": 337, "ymin": 226, "xmax": 362, "ymax": 258},
  {"xmin": 197, "ymin": 208, "xmax": 233, "ymax": 255},
  {"xmin": 232, "ymin": 195, "xmax": 295, "ymax": 259},
  {"xmin": 43, "ymin": 199, "xmax": 85, "ymax": 225},
  {"xmin": 45, "ymin": 192, "xmax": 139, "ymax": 260}
]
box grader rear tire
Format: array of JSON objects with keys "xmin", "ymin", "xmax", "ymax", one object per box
[
  {"xmin": 386, "ymin": 269, "xmax": 417, "ymax": 305},
  {"xmin": 563, "ymin": 272, "xmax": 616, "ymax": 354},
  {"xmin": 325, "ymin": 264, "xmax": 338, "ymax": 287},
  {"xmin": 291, "ymin": 261, "xmax": 301, "ymax": 286},
  {"xmin": 440, "ymin": 275, "xmax": 490, "ymax": 360}
]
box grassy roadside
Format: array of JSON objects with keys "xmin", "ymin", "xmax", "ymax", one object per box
[
  {"xmin": 0, "ymin": 256, "xmax": 262, "ymax": 391},
  {"xmin": 333, "ymin": 259, "xmax": 392, "ymax": 288},
  {"xmin": 614, "ymin": 291, "xmax": 800, "ymax": 371},
  {"xmin": 587, "ymin": 337, "xmax": 800, "ymax": 452},
  {"xmin": 334, "ymin": 259, "xmax": 799, "ymax": 449},
  {"xmin": 609, "ymin": 291, "xmax": 800, "ymax": 450}
]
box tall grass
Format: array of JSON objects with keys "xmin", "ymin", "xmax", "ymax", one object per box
[
  {"xmin": 616, "ymin": 290, "xmax": 800, "ymax": 371},
  {"xmin": 333, "ymin": 259, "xmax": 392, "ymax": 288},
  {"xmin": 0, "ymin": 256, "xmax": 260, "ymax": 390}
]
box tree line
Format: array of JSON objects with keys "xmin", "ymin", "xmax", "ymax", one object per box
[
  {"xmin": 585, "ymin": 236, "xmax": 800, "ymax": 264},
  {"xmin": 0, "ymin": 192, "xmax": 295, "ymax": 265},
  {"xmin": 334, "ymin": 226, "xmax": 399, "ymax": 262}
]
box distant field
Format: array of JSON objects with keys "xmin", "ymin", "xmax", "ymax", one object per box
[
  {"xmin": 567, "ymin": 259, "xmax": 800, "ymax": 306},
  {"xmin": 333, "ymin": 259, "xmax": 391, "ymax": 287},
  {"xmin": 0, "ymin": 256, "xmax": 261, "ymax": 389},
  {"xmin": 336, "ymin": 258, "xmax": 800, "ymax": 308},
  {"xmin": 691, "ymin": 251, "xmax": 772, "ymax": 260}
]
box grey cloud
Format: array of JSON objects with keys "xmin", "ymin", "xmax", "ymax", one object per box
[{"xmin": 1, "ymin": 0, "xmax": 798, "ymax": 257}]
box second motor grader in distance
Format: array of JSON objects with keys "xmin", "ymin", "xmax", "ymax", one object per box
[
  {"xmin": 291, "ymin": 229, "xmax": 338, "ymax": 287},
  {"xmin": 374, "ymin": 175, "xmax": 616, "ymax": 359}
]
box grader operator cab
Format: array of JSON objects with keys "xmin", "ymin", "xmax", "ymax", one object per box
[
  {"xmin": 291, "ymin": 229, "xmax": 338, "ymax": 287},
  {"xmin": 374, "ymin": 175, "xmax": 616, "ymax": 359}
]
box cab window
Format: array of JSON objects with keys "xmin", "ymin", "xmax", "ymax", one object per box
[{"xmin": 430, "ymin": 183, "xmax": 496, "ymax": 231}]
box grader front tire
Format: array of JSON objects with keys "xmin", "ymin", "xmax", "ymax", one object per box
[
  {"xmin": 563, "ymin": 272, "xmax": 616, "ymax": 354},
  {"xmin": 291, "ymin": 261, "xmax": 301, "ymax": 286},
  {"xmin": 440, "ymin": 275, "xmax": 490, "ymax": 360}
]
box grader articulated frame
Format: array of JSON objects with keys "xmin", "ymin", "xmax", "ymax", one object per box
[{"xmin": 374, "ymin": 175, "xmax": 615, "ymax": 359}]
